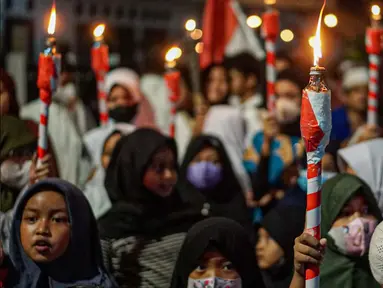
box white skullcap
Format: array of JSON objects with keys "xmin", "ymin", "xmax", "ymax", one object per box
[
  {"xmin": 369, "ymin": 221, "xmax": 383, "ymax": 284},
  {"xmin": 105, "ymin": 68, "xmax": 141, "ymax": 102},
  {"xmin": 342, "ymin": 66, "xmax": 369, "ymax": 90}
]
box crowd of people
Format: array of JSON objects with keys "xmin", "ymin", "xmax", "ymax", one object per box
[{"xmin": 0, "ymin": 48, "xmax": 383, "ymax": 288}]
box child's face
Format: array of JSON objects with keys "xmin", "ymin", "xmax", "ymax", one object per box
[
  {"xmin": 189, "ymin": 250, "xmax": 240, "ymax": 280},
  {"xmin": 191, "ymin": 146, "xmax": 221, "ymax": 167},
  {"xmin": 206, "ymin": 66, "xmax": 229, "ymax": 104},
  {"xmin": 20, "ymin": 191, "xmax": 70, "ymax": 263},
  {"xmin": 143, "ymin": 147, "xmax": 177, "ymax": 197},
  {"xmin": 332, "ymin": 195, "xmax": 377, "ymax": 228},
  {"xmin": 256, "ymin": 228, "xmax": 284, "ymax": 270}
]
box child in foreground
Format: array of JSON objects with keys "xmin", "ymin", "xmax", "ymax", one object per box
[
  {"xmin": 0, "ymin": 178, "xmax": 116, "ymax": 287},
  {"xmin": 290, "ymin": 174, "xmax": 381, "ymax": 288}
]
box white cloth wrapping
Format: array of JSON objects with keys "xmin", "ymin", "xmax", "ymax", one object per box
[
  {"xmin": 338, "ymin": 138, "xmax": 383, "ymax": 213},
  {"xmin": 202, "ymin": 105, "xmax": 251, "ymax": 193},
  {"xmin": 20, "ymin": 101, "xmax": 91, "ymax": 188}
]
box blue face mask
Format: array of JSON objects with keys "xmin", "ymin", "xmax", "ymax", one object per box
[{"xmin": 187, "ymin": 161, "xmax": 223, "ymax": 190}]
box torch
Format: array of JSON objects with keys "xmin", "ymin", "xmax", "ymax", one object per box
[
  {"xmin": 164, "ymin": 47, "xmax": 182, "ymax": 138},
  {"xmin": 300, "ymin": 2, "xmax": 332, "ymax": 287},
  {"xmin": 262, "ymin": 0, "xmax": 279, "ymax": 112},
  {"xmin": 366, "ymin": 4, "xmax": 382, "ymax": 125},
  {"xmin": 92, "ymin": 24, "xmax": 110, "ymax": 126},
  {"xmin": 37, "ymin": 2, "xmax": 61, "ymax": 166}
]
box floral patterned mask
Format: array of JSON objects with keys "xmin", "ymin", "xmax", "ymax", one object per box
[{"xmin": 187, "ymin": 277, "xmax": 242, "ymax": 288}]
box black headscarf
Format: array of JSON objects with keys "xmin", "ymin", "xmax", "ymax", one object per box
[
  {"xmin": 178, "ymin": 135, "xmax": 251, "ymax": 229},
  {"xmin": 99, "ymin": 128, "xmax": 201, "ymax": 239},
  {"xmin": 8, "ymin": 178, "xmax": 115, "ymax": 287},
  {"xmin": 171, "ymin": 217, "xmax": 265, "ymax": 288},
  {"xmin": 260, "ymin": 205, "xmax": 305, "ymax": 288}
]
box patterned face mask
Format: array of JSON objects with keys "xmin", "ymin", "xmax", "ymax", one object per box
[{"xmin": 187, "ymin": 277, "xmax": 242, "ymax": 288}]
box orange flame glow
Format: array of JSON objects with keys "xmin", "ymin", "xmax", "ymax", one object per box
[
  {"xmin": 47, "ymin": 3, "xmax": 56, "ymax": 35},
  {"xmin": 313, "ymin": 0, "xmax": 326, "ymax": 66},
  {"xmin": 165, "ymin": 47, "xmax": 182, "ymax": 62},
  {"xmin": 93, "ymin": 24, "xmax": 106, "ymax": 38}
]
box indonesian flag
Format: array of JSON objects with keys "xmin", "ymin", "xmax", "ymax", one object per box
[{"xmin": 200, "ymin": 0, "xmax": 265, "ymax": 69}]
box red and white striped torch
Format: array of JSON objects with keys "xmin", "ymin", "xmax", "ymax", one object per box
[
  {"xmin": 164, "ymin": 47, "xmax": 182, "ymax": 138},
  {"xmin": 92, "ymin": 24, "xmax": 110, "ymax": 126},
  {"xmin": 300, "ymin": 2, "xmax": 332, "ymax": 287},
  {"xmin": 37, "ymin": 2, "xmax": 61, "ymax": 166},
  {"xmin": 262, "ymin": 0, "xmax": 279, "ymax": 112},
  {"xmin": 366, "ymin": 4, "xmax": 382, "ymax": 125}
]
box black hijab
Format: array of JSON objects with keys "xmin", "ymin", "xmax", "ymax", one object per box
[
  {"xmin": 8, "ymin": 178, "xmax": 115, "ymax": 287},
  {"xmin": 260, "ymin": 205, "xmax": 305, "ymax": 288},
  {"xmin": 99, "ymin": 128, "xmax": 200, "ymax": 239},
  {"xmin": 171, "ymin": 217, "xmax": 265, "ymax": 288},
  {"xmin": 178, "ymin": 135, "xmax": 251, "ymax": 229}
]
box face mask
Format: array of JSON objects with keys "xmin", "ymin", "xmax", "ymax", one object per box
[
  {"xmin": 275, "ymin": 97, "xmax": 300, "ymax": 124},
  {"xmin": 187, "ymin": 161, "xmax": 223, "ymax": 190},
  {"xmin": 108, "ymin": 104, "xmax": 139, "ymax": 123},
  {"xmin": 0, "ymin": 160, "xmax": 32, "ymax": 190},
  {"xmin": 187, "ymin": 277, "xmax": 242, "ymax": 288},
  {"xmin": 328, "ymin": 217, "xmax": 377, "ymax": 256}
]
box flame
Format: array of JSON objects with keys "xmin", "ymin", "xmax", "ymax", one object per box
[
  {"xmin": 371, "ymin": 4, "xmax": 382, "ymax": 21},
  {"xmin": 313, "ymin": 0, "xmax": 326, "ymax": 66},
  {"xmin": 165, "ymin": 47, "xmax": 182, "ymax": 62},
  {"xmin": 93, "ymin": 24, "xmax": 106, "ymax": 38},
  {"xmin": 47, "ymin": 2, "xmax": 56, "ymax": 35}
]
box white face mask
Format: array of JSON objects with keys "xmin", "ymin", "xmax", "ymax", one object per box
[
  {"xmin": 275, "ymin": 97, "xmax": 300, "ymax": 124},
  {"xmin": 187, "ymin": 277, "xmax": 242, "ymax": 288},
  {"xmin": 0, "ymin": 160, "xmax": 32, "ymax": 190}
]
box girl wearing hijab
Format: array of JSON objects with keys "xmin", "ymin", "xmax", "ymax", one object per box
[
  {"xmin": 98, "ymin": 128, "xmax": 201, "ymax": 287},
  {"xmin": 338, "ymin": 138, "xmax": 383, "ymax": 213},
  {"xmin": 256, "ymin": 205, "xmax": 305, "ymax": 288},
  {"xmin": 170, "ymin": 217, "xmax": 265, "ymax": 288},
  {"xmin": 178, "ymin": 135, "xmax": 251, "ymax": 229},
  {"xmin": 84, "ymin": 68, "xmax": 156, "ymax": 167},
  {"xmin": 202, "ymin": 105, "xmax": 251, "ymax": 196},
  {"xmin": 84, "ymin": 127, "xmax": 132, "ymax": 219},
  {"xmin": 291, "ymin": 174, "xmax": 382, "ymax": 288},
  {"xmin": 0, "ymin": 178, "xmax": 115, "ymax": 287}
]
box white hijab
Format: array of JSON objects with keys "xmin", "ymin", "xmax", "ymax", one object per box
[
  {"xmin": 202, "ymin": 105, "xmax": 251, "ymax": 193},
  {"xmin": 338, "ymin": 138, "xmax": 383, "ymax": 213},
  {"xmin": 83, "ymin": 126, "xmax": 134, "ymax": 219}
]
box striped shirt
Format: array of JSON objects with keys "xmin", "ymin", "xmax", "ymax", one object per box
[{"xmin": 101, "ymin": 232, "xmax": 186, "ymax": 288}]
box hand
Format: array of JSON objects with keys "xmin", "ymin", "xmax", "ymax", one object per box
[
  {"xmin": 245, "ymin": 191, "xmax": 258, "ymax": 208},
  {"xmin": 294, "ymin": 233, "xmax": 327, "ymax": 277},
  {"xmin": 263, "ymin": 113, "xmax": 279, "ymax": 141},
  {"xmin": 29, "ymin": 154, "xmax": 51, "ymax": 185},
  {"xmin": 193, "ymin": 104, "xmax": 209, "ymax": 136},
  {"xmin": 357, "ymin": 124, "xmax": 381, "ymax": 143}
]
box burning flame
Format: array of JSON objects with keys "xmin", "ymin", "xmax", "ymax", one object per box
[
  {"xmin": 313, "ymin": 0, "xmax": 326, "ymax": 67},
  {"xmin": 165, "ymin": 47, "xmax": 182, "ymax": 63},
  {"xmin": 93, "ymin": 24, "xmax": 106, "ymax": 38},
  {"xmin": 371, "ymin": 4, "xmax": 382, "ymax": 21},
  {"xmin": 47, "ymin": 2, "xmax": 56, "ymax": 35}
]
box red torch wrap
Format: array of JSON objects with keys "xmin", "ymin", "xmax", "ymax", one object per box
[
  {"xmin": 262, "ymin": 9, "xmax": 279, "ymax": 112},
  {"xmin": 300, "ymin": 67, "xmax": 332, "ymax": 288},
  {"xmin": 164, "ymin": 69, "xmax": 181, "ymax": 138},
  {"xmin": 92, "ymin": 42, "xmax": 110, "ymax": 126},
  {"xmin": 37, "ymin": 54, "xmax": 57, "ymax": 163},
  {"xmin": 366, "ymin": 28, "xmax": 382, "ymax": 125}
]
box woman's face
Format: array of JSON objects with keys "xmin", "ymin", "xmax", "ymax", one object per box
[
  {"xmin": 0, "ymin": 80, "xmax": 10, "ymax": 115},
  {"xmin": 143, "ymin": 147, "xmax": 178, "ymax": 197},
  {"xmin": 189, "ymin": 250, "xmax": 240, "ymax": 281},
  {"xmin": 101, "ymin": 133, "xmax": 122, "ymax": 169},
  {"xmin": 20, "ymin": 191, "xmax": 70, "ymax": 263},
  {"xmin": 191, "ymin": 146, "xmax": 221, "ymax": 167},
  {"xmin": 256, "ymin": 227, "xmax": 284, "ymax": 270},
  {"xmin": 107, "ymin": 85, "xmax": 136, "ymax": 110},
  {"xmin": 332, "ymin": 195, "xmax": 377, "ymax": 228},
  {"xmin": 206, "ymin": 66, "xmax": 229, "ymax": 105}
]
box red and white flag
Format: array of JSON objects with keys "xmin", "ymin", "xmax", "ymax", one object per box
[{"xmin": 200, "ymin": 0, "xmax": 265, "ymax": 69}]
